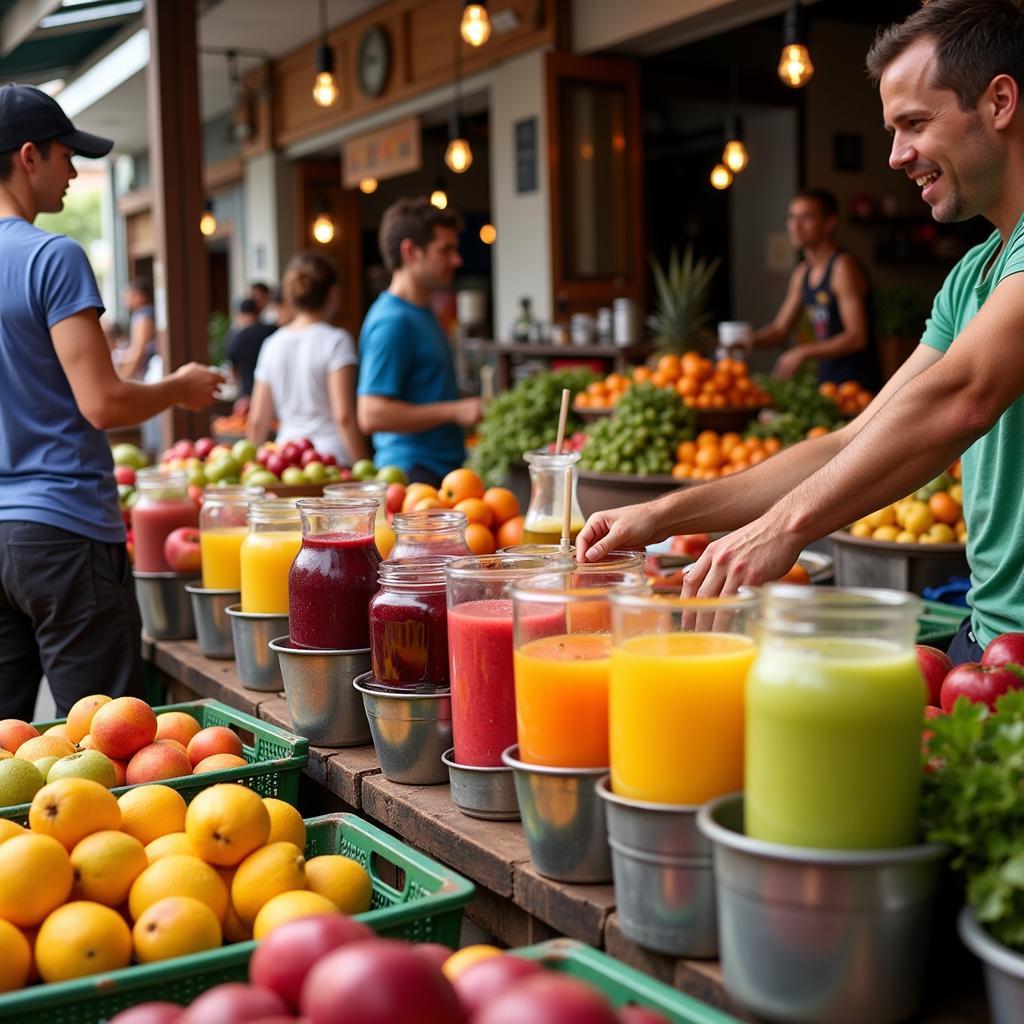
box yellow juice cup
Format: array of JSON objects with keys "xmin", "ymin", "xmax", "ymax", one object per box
[
  {"xmin": 200, "ymin": 527, "xmax": 247, "ymax": 590},
  {"xmin": 239, "ymin": 498, "xmax": 303, "ymax": 614}
]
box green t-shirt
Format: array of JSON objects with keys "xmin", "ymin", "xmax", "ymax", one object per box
[{"xmin": 921, "ymin": 211, "xmax": 1024, "ymax": 645}]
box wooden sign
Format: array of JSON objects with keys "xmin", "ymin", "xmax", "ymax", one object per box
[{"xmin": 342, "ymin": 116, "xmax": 421, "ymax": 188}]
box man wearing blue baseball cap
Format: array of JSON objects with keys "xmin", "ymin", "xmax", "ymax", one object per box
[{"xmin": 0, "ymin": 84, "xmax": 223, "ymax": 718}]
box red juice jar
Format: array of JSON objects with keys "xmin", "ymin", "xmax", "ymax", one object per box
[
  {"xmin": 289, "ymin": 497, "xmax": 381, "ymax": 650},
  {"xmin": 130, "ymin": 468, "xmax": 199, "ymax": 573},
  {"xmin": 369, "ymin": 557, "xmax": 451, "ymax": 688},
  {"xmin": 390, "ymin": 510, "xmax": 470, "ymax": 560}
]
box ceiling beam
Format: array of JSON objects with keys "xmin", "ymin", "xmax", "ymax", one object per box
[{"xmin": 0, "ymin": 0, "xmax": 62, "ymax": 57}]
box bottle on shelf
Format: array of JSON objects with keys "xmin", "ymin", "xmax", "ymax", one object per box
[{"xmin": 514, "ymin": 297, "xmax": 535, "ymax": 342}]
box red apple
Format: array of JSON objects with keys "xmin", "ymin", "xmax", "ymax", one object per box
[
  {"xmin": 256, "ymin": 448, "xmax": 272, "ymax": 468},
  {"xmin": 172, "ymin": 439, "xmax": 195, "ymax": 460},
  {"xmin": 107, "ymin": 1004, "xmax": 184, "ymax": 1024},
  {"xmin": 294, "ymin": 438, "xmax": 314, "ymax": 454},
  {"xmin": 617, "ymin": 1008, "xmax": 672, "ymax": 1024},
  {"xmin": 178, "ymin": 983, "xmax": 288, "ymax": 1024},
  {"xmin": 164, "ymin": 527, "xmax": 201, "ymax": 574},
  {"xmin": 916, "ymin": 645, "xmax": 952, "ymax": 707},
  {"xmin": 248, "ymin": 914, "xmax": 375, "ymax": 1010},
  {"xmin": 160, "ymin": 448, "xmax": 175, "ymax": 464},
  {"xmin": 114, "ymin": 465, "xmax": 136, "ymax": 486},
  {"xmin": 409, "ymin": 943, "xmax": 453, "ymax": 973},
  {"xmin": 453, "ymin": 954, "xmax": 545, "ymax": 1016},
  {"xmin": 669, "ymin": 534, "xmax": 711, "ymax": 559},
  {"xmin": 300, "ymin": 448, "xmax": 321, "ymax": 468},
  {"xmin": 194, "ymin": 437, "xmax": 215, "ymax": 461},
  {"xmin": 321, "ymin": 454, "xmax": 337, "ymax": 467},
  {"xmin": 281, "ymin": 442, "xmax": 303, "ymax": 466},
  {"xmin": 982, "ymin": 633, "xmax": 1024, "ymax": 670},
  {"xmin": 266, "ymin": 453, "xmax": 288, "ymax": 478},
  {"xmin": 940, "ymin": 662, "xmax": 1024, "ymax": 712},
  {"xmin": 386, "ymin": 483, "xmax": 406, "ymax": 514},
  {"xmin": 473, "ymin": 974, "xmax": 618, "ymax": 1024},
  {"xmin": 187, "ymin": 485, "xmax": 204, "ymax": 508},
  {"xmin": 338, "ymin": 467, "xmax": 352, "ymax": 481}
]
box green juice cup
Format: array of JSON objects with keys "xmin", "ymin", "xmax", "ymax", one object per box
[{"xmin": 745, "ymin": 585, "xmax": 927, "ymax": 850}]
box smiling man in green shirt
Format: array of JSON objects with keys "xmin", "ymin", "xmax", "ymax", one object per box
[{"xmin": 576, "ymin": 0, "xmax": 1024, "ymax": 660}]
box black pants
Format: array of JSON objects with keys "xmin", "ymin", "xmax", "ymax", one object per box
[
  {"xmin": 0, "ymin": 521, "xmax": 144, "ymax": 720},
  {"xmin": 947, "ymin": 615, "xmax": 984, "ymax": 666}
]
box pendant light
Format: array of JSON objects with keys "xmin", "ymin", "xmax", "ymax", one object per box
[
  {"xmin": 312, "ymin": 0, "xmax": 339, "ymax": 107},
  {"xmin": 312, "ymin": 200, "xmax": 335, "ymax": 244},
  {"xmin": 430, "ymin": 178, "xmax": 449, "ymax": 210},
  {"xmin": 722, "ymin": 115, "xmax": 749, "ymax": 174},
  {"xmin": 199, "ymin": 199, "xmax": 217, "ymax": 236},
  {"xmin": 358, "ymin": 177, "xmax": 378, "ymax": 194},
  {"xmin": 460, "ymin": 1, "xmax": 491, "ymax": 47},
  {"xmin": 479, "ymin": 223, "xmax": 496, "ymax": 245},
  {"xmin": 778, "ymin": 0, "xmax": 814, "ymax": 89},
  {"xmin": 445, "ymin": 36, "xmax": 473, "ymax": 173},
  {"xmin": 710, "ymin": 164, "xmax": 733, "ymax": 191}
]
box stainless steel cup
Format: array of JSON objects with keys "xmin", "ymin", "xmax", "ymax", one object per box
[
  {"xmin": 133, "ymin": 571, "xmax": 199, "ymax": 640},
  {"xmin": 502, "ymin": 745, "xmax": 611, "ymax": 884},
  {"xmin": 185, "ymin": 585, "xmax": 238, "ymax": 659},
  {"xmin": 442, "ymin": 748, "xmax": 520, "ymax": 821},
  {"xmin": 226, "ymin": 605, "xmax": 287, "ymax": 691},
  {"xmin": 353, "ymin": 672, "xmax": 451, "ymax": 785},
  {"xmin": 959, "ymin": 907, "xmax": 1024, "ymax": 1024},
  {"xmin": 698, "ymin": 793, "xmax": 949, "ymax": 1024},
  {"xmin": 597, "ymin": 775, "xmax": 717, "ymax": 957},
  {"xmin": 269, "ymin": 637, "xmax": 371, "ymax": 747}
]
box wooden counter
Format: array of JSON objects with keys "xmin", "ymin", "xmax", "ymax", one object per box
[{"xmin": 143, "ymin": 639, "xmax": 985, "ymax": 1023}]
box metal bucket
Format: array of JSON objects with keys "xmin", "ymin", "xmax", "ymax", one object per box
[
  {"xmin": 502, "ymin": 745, "xmax": 611, "ymax": 884},
  {"xmin": 959, "ymin": 907, "xmax": 1024, "ymax": 1024},
  {"xmin": 225, "ymin": 605, "xmax": 287, "ymax": 691},
  {"xmin": 269, "ymin": 637, "xmax": 371, "ymax": 747},
  {"xmin": 133, "ymin": 571, "xmax": 199, "ymax": 640},
  {"xmin": 597, "ymin": 776, "xmax": 717, "ymax": 957},
  {"xmin": 185, "ymin": 585, "xmax": 238, "ymax": 659},
  {"xmin": 698, "ymin": 793, "xmax": 948, "ymax": 1024},
  {"xmin": 442, "ymin": 748, "xmax": 520, "ymax": 821},
  {"xmin": 353, "ymin": 672, "xmax": 451, "ymax": 785}
]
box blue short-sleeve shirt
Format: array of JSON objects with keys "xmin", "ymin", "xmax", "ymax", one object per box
[
  {"xmin": 357, "ymin": 291, "xmax": 465, "ymax": 477},
  {"xmin": 0, "ymin": 217, "xmax": 121, "ymax": 543}
]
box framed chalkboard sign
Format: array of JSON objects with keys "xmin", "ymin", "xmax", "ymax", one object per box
[{"xmin": 515, "ymin": 117, "xmax": 538, "ymax": 194}]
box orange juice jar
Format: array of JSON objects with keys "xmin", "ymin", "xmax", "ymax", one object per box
[
  {"xmin": 239, "ymin": 498, "xmax": 302, "ymax": 614},
  {"xmin": 199, "ymin": 486, "xmax": 265, "ymax": 590},
  {"xmin": 609, "ymin": 589, "xmax": 758, "ymax": 804}
]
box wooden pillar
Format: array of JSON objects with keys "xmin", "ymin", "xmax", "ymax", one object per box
[{"xmin": 146, "ymin": 0, "xmax": 209, "ymax": 446}]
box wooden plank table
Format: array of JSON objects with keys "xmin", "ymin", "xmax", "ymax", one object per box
[{"xmin": 143, "ymin": 639, "xmax": 986, "ymax": 1023}]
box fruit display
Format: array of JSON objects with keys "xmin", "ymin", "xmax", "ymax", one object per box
[
  {"xmin": 112, "ymin": 443, "xmax": 150, "ymax": 529},
  {"xmin": 576, "ymin": 352, "xmax": 772, "ymax": 411},
  {"xmin": 747, "ymin": 370, "xmax": 848, "ymax": 445},
  {"xmin": 579, "ymin": 383, "xmax": 695, "ymax": 476},
  {"xmin": 0, "ymin": 781, "xmax": 371, "ymax": 992},
  {"xmin": 819, "ymin": 379, "xmax": 874, "ymax": 417},
  {"xmin": 211, "ymin": 397, "xmax": 253, "ymax": 438},
  {"xmin": 847, "ymin": 464, "xmax": 965, "ymax": 545},
  {"xmin": 469, "ymin": 370, "xmax": 596, "ymax": 485},
  {"xmin": 109, "ymin": 921, "xmax": 673, "ymax": 1023},
  {"xmin": 389, "ymin": 468, "xmax": 524, "ymax": 555},
  {"xmin": 0, "ymin": 699, "xmax": 256, "ymax": 798},
  {"xmin": 671, "ymin": 430, "xmax": 782, "ymax": 481}
]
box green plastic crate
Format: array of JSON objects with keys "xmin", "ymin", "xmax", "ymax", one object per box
[
  {"xmin": 0, "ymin": 812, "xmax": 475, "ymax": 1024},
  {"xmin": 917, "ymin": 600, "xmax": 966, "ymax": 649},
  {"xmin": 1, "ymin": 699, "xmax": 309, "ymax": 826},
  {"xmin": 517, "ymin": 940, "xmax": 741, "ymax": 1024}
]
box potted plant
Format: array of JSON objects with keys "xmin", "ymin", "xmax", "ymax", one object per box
[
  {"xmin": 648, "ymin": 245, "xmax": 720, "ymax": 354},
  {"xmin": 875, "ymin": 284, "xmax": 931, "ymax": 380},
  {"xmin": 923, "ymin": 688, "xmax": 1024, "ymax": 1022}
]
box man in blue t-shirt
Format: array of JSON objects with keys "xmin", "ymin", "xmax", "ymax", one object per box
[
  {"xmin": 357, "ymin": 197, "xmax": 482, "ymax": 485},
  {"xmin": 0, "ymin": 84, "xmax": 222, "ymax": 718}
]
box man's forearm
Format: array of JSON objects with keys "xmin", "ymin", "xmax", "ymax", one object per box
[
  {"xmin": 358, "ymin": 396, "xmax": 456, "ymax": 434},
  {"xmin": 95, "ymin": 377, "xmax": 182, "ymax": 429},
  {"xmin": 800, "ymin": 331, "xmax": 866, "ymax": 361}
]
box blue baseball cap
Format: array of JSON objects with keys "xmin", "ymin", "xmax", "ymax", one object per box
[{"xmin": 0, "ymin": 83, "xmax": 113, "ymax": 158}]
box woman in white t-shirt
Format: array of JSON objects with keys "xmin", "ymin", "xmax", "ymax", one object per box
[{"xmin": 247, "ymin": 251, "xmax": 369, "ymax": 465}]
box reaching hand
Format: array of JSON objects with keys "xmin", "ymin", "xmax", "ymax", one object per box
[
  {"xmin": 171, "ymin": 363, "xmax": 224, "ymax": 411},
  {"xmin": 576, "ymin": 501, "xmax": 665, "ymax": 563},
  {"xmin": 772, "ymin": 347, "xmax": 808, "ymax": 381},
  {"xmin": 453, "ymin": 397, "xmax": 483, "ymax": 429}
]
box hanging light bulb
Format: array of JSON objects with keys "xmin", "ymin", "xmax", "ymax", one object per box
[
  {"xmin": 312, "ymin": 0, "xmax": 338, "ymax": 107},
  {"xmin": 460, "ymin": 1, "xmax": 491, "ymax": 47},
  {"xmin": 778, "ymin": 1, "xmax": 814, "ymax": 89},
  {"xmin": 445, "ymin": 136, "xmax": 473, "ymax": 174},
  {"xmin": 722, "ymin": 115, "xmax": 749, "ymax": 174},
  {"xmin": 199, "ymin": 200, "xmax": 217, "ymax": 236},
  {"xmin": 358, "ymin": 177, "xmax": 378, "ymax": 194},
  {"xmin": 710, "ymin": 164, "xmax": 734, "ymax": 190},
  {"xmin": 479, "ymin": 223, "xmax": 496, "ymax": 245},
  {"xmin": 312, "ymin": 202, "xmax": 335, "ymax": 244},
  {"xmin": 430, "ymin": 181, "xmax": 449, "ymax": 209}
]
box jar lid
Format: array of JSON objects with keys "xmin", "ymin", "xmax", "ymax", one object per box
[
  {"xmin": 295, "ymin": 496, "xmax": 380, "ymax": 514},
  {"xmin": 757, "ymin": 584, "xmax": 920, "ymax": 636},
  {"xmin": 248, "ymin": 497, "xmax": 301, "ymax": 524},
  {"xmin": 392, "ymin": 510, "xmax": 468, "ymax": 534},
  {"xmin": 324, "ymin": 481, "xmax": 387, "ymax": 497},
  {"xmin": 202, "ymin": 485, "xmax": 266, "ymax": 506},
  {"xmin": 135, "ymin": 467, "xmax": 188, "ymax": 494},
  {"xmin": 523, "ymin": 449, "xmax": 581, "ymax": 467},
  {"xmin": 445, "ymin": 552, "xmax": 575, "ymax": 581},
  {"xmin": 379, "ymin": 556, "xmax": 452, "ymax": 587}
]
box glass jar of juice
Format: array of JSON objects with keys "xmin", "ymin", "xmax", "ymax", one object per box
[
  {"xmin": 240, "ymin": 498, "xmax": 302, "ymax": 614},
  {"xmin": 746, "ymin": 585, "xmax": 926, "ymax": 850},
  {"xmin": 324, "ymin": 480, "xmax": 394, "ymax": 557},
  {"xmin": 199, "ymin": 486, "xmax": 265, "ymax": 590},
  {"xmin": 609, "ymin": 589, "xmax": 759, "ymax": 805},
  {"xmin": 512, "ymin": 569, "xmax": 642, "ymax": 769},
  {"xmin": 131, "ymin": 468, "xmax": 199, "ymax": 573},
  {"xmin": 369, "ymin": 557, "xmax": 451, "ymax": 688},
  {"xmin": 289, "ymin": 497, "xmax": 381, "ymax": 650},
  {"xmin": 445, "ymin": 553, "xmax": 573, "ymax": 767},
  {"xmin": 391, "ymin": 510, "xmax": 470, "ymax": 560},
  {"xmin": 521, "ymin": 450, "xmax": 585, "ymax": 545}
]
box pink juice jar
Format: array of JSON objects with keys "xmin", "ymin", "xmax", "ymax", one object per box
[{"xmin": 131, "ymin": 468, "xmax": 199, "ymax": 573}]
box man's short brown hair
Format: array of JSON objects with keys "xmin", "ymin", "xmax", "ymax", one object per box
[
  {"xmin": 378, "ymin": 197, "xmax": 462, "ymax": 273},
  {"xmin": 0, "ymin": 138, "xmax": 51, "ymax": 183},
  {"xmin": 866, "ymin": 0, "xmax": 1024, "ymax": 111}
]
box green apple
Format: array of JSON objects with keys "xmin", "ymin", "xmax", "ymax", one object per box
[
  {"xmin": 324, "ymin": 466, "xmax": 341, "ymax": 481},
  {"xmin": 247, "ymin": 470, "xmax": 279, "ymax": 488},
  {"xmin": 187, "ymin": 463, "xmax": 208, "ymax": 487},
  {"xmin": 111, "ymin": 443, "xmax": 148, "ymax": 469},
  {"xmin": 303, "ymin": 461, "xmax": 327, "ymax": 484},
  {"xmin": 352, "ymin": 459, "xmax": 378, "ymax": 481},
  {"xmin": 32, "ymin": 756, "xmax": 59, "ymax": 779},
  {"xmin": 47, "ymin": 749, "xmax": 117, "ymax": 789},
  {"xmin": 205, "ymin": 456, "xmax": 241, "ymax": 483},
  {"xmin": 281, "ymin": 466, "xmax": 307, "ymax": 486},
  {"xmin": 0, "ymin": 758, "xmax": 45, "ymax": 805},
  {"xmin": 231, "ymin": 439, "xmax": 258, "ymax": 465},
  {"xmin": 117, "ymin": 484, "xmax": 135, "ymax": 507},
  {"xmin": 376, "ymin": 465, "xmax": 409, "ymax": 486}
]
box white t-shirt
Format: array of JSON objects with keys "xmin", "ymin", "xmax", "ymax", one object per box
[{"xmin": 253, "ymin": 321, "xmax": 358, "ymax": 462}]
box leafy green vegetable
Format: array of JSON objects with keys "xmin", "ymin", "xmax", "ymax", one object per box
[
  {"xmin": 470, "ymin": 369, "xmax": 596, "ymax": 485},
  {"xmin": 746, "ymin": 369, "xmax": 845, "ymax": 445},
  {"xmin": 579, "ymin": 383, "xmax": 695, "ymax": 476},
  {"xmin": 922, "ymin": 690, "xmax": 1024, "ymax": 950}
]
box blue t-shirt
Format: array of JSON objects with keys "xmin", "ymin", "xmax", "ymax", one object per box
[
  {"xmin": 357, "ymin": 291, "xmax": 465, "ymax": 477},
  {"xmin": 0, "ymin": 218, "xmax": 122, "ymax": 543}
]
